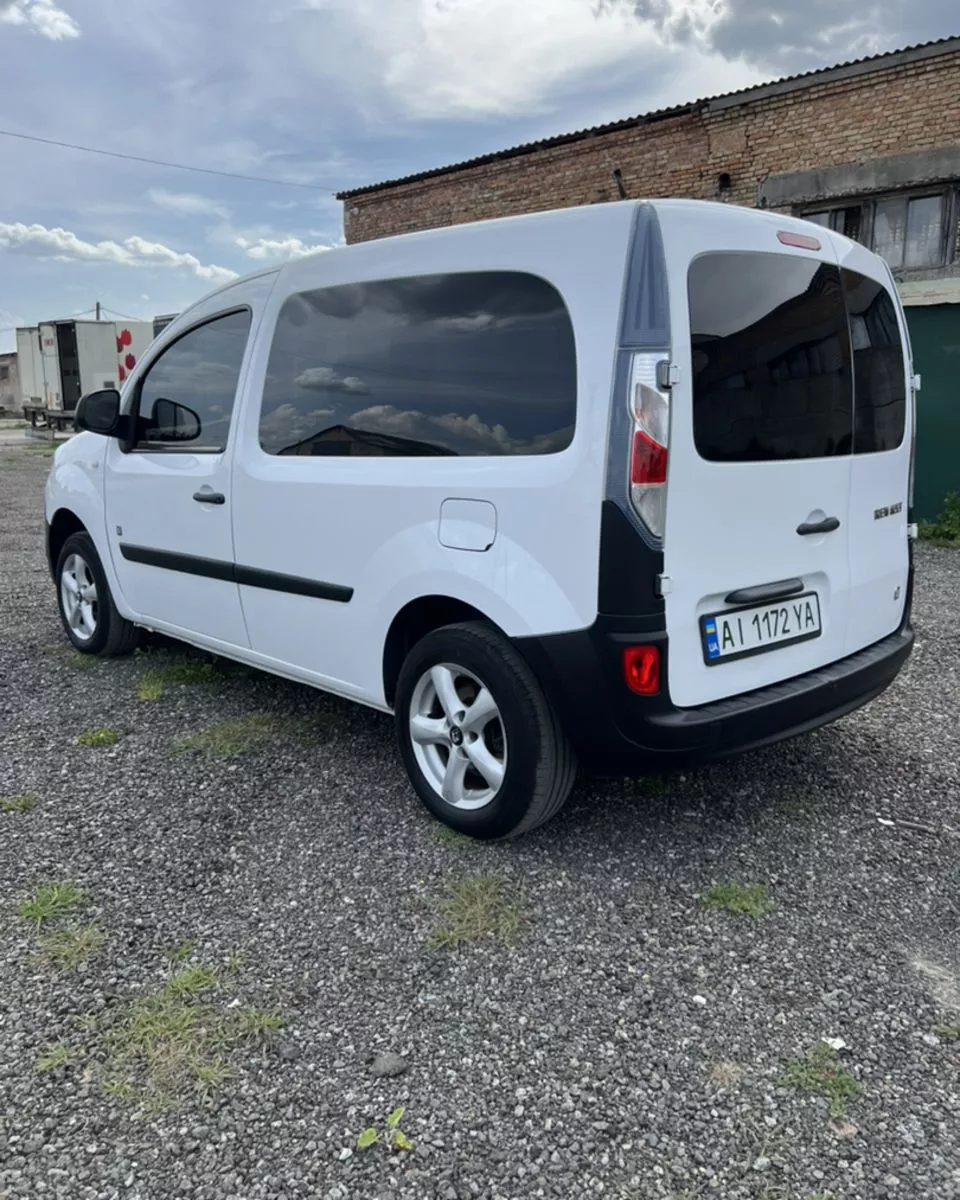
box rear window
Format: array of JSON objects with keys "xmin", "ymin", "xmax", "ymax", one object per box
[
  {"xmin": 844, "ymin": 270, "xmax": 907, "ymax": 454},
  {"xmin": 689, "ymin": 253, "xmax": 906, "ymax": 462}
]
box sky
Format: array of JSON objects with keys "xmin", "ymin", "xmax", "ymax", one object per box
[{"xmin": 0, "ymin": 0, "xmax": 956, "ymax": 354}]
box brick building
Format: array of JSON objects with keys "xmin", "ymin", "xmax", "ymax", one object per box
[{"xmin": 338, "ymin": 38, "xmax": 960, "ymax": 518}]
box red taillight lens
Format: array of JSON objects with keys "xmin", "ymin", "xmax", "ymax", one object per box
[
  {"xmin": 631, "ymin": 428, "xmax": 668, "ymax": 486},
  {"xmin": 623, "ymin": 645, "xmax": 660, "ymax": 696}
]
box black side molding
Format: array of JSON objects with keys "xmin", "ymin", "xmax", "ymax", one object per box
[
  {"xmin": 118, "ymin": 544, "xmax": 353, "ymax": 603},
  {"xmin": 724, "ymin": 577, "xmax": 805, "ymax": 607}
]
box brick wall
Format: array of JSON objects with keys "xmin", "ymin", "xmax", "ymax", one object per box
[{"xmin": 342, "ymin": 47, "xmax": 960, "ymax": 243}]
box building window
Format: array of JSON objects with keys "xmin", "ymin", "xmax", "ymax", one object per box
[
  {"xmin": 0, "ymin": 365, "xmax": 8, "ymax": 382},
  {"xmin": 801, "ymin": 190, "xmax": 957, "ymax": 273}
]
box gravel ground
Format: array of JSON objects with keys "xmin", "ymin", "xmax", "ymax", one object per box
[{"xmin": 1, "ymin": 438, "xmax": 958, "ymax": 1200}]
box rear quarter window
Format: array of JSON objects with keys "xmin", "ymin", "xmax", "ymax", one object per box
[
  {"xmin": 258, "ymin": 271, "xmax": 577, "ymax": 457},
  {"xmin": 844, "ymin": 270, "xmax": 907, "ymax": 453}
]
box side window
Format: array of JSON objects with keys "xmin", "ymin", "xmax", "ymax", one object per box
[
  {"xmin": 134, "ymin": 310, "xmax": 252, "ymax": 452},
  {"xmin": 258, "ymin": 272, "xmax": 577, "ymax": 457},
  {"xmin": 842, "ymin": 270, "xmax": 907, "ymax": 454}
]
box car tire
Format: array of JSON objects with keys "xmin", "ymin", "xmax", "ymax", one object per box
[
  {"xmin": 395, "ymin": 622, "xmax": 577, "ymax": 839},
  {"xmin": 56, "ymin": 531, "xmax": 140, "ymax": 657}
]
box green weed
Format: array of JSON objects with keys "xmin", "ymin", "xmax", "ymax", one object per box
[
  {"xmin": 75, "ymin": 727, "xmax": 120, "ymax": 748},
  {"xmin": 39, "ymin": 925, "xmax": 106, "ymax": 969},
  {"xmin": 918, "ymin": 492, "xmax": 960, "ymax": 546},
  {"xmin": 0, "ymin": 794, "xmax": 37, "ymax": 814},
  {"xmin": 432, "ymin": 875, "xmax": 525, "ymax": 948},
  {"xmin": 357, "ymin": 1105, "xmax": 413, "ymax": 1153},
  {"xmin": 780, "ymin": 1043, "xmax": 862, "ymax": 1118},
  {"xmin": 163, "ymin": 964, "xmax": 220, "ymax": 998},
  {"xmin": 701, "ymin": 882, "xmax": 775, "ymax": 919},
  {"xmin": 176, "ymin": 713, "xmax": 322, "ymax": 758},
  {"xmin": 434, "ymin": 823, "xmax": 474, "ymax": 848},
  {"xmin": 164, "ymin": 940, "xmax": 196, "ymax": 964},
  {"xmin": 137, "ymin": 660, "xmax": 222, "ymax": 701},
  {"xmin": 18, "ymin": 882, "xmax": 86, "ymax": 925},
  {"xmin": 35, "ymin": 1043, "xmax": 76, "ymax": 1072}
]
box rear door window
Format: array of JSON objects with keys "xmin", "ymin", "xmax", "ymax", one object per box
[
  {"xmin": 689, "ymin": 252, "xmax": 852, "ymax": 462},
  {"xmin": 843, "ymin": 269, "xmax": 907, "ymax": 453}
]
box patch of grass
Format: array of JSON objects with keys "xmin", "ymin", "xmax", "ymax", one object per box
[
  {"xmin": 918, "ymin": 492, "xmax": 960, "ymax": 546},
  {"xmin": 1, "ymin": 794, "xmax": 37, "ymax": 814},
  {"xmin": 164, "ymin": 964, "xmax": 219, "ymax": 998},
  {"xmin": 780, "ymin": 1043, "xmax": 862, "ymax": 1118},
  {"xmin": 707, "ymin": 1060, "xmax": 745, "ymax": 1089},
  {"xmin": 35, "ymin": 1043, "xmax": 76, "ymax": 1072},
  {"xmin": 935, "ymin": 1024, "xmax": 960, "ymax": 1039},
  {"xmin": 175, "ymin": 713, "xmax": 321, "ymax": 758},
  {"xmin": 42, "ymin": 644, "xmax": 100, "ymax": 671},
  {"xmin": 432, "ymin": 875, "xmax": 525, "ymax": 948},
  {"xmin": 434, "ymin": 823, "xmax": 475, "ymax": 848},
  {"xmin": 700, "ymin": 882, "xmax": 775, "ymax": 919},
  {"xmin": 39, "ymin": 925, "xmax": 106, "ymax": 969},
  {"xmin": 75, "ymin": 727, "xmax": 120, "ymax": 748},
  {"xmin": 18, "ymin": 881, "xmax": 86, "ymax": 925},
  {"xmin": 95, "ymin": 964, "xmax": 283, "ymax": 1109},
  {"xmin": 137, "ymin": 660, "xmax": 223, "ymax": 701},
  {"xmin": 164, "ymin": 940, "xmax": 196, "ymax": 965},
  {"xmin": 778, "ymin": 797, "xmax": 812, "ymax": 820}
]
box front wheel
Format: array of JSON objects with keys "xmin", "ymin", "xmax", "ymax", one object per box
[
  {"xmin": 395, "ymin": 622, "xmax": 576, "ymax": 839},
  {"xmin": 56, "ymin": 531, "xmax": 140, "ymax": 657}
]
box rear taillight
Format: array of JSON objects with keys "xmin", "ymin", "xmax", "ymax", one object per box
[
  {"xmin": 628, "ymin": 353, "xmax": 670, "ymax": 539},
  {"xmin": 623, "ymin": 645, "xmax": 660, "ymax": 695}
]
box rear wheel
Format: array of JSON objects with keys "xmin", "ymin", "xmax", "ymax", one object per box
[
  {"xmin": 395, "ymin": 622, "xmax": 576, "ymax": 839},
  {"xmin": 56, "ymin": 531, "xmax": 140, "ymax": 657}
]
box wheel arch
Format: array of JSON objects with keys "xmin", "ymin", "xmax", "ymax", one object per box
[
  {"xmin": 382, "ymin": 595, "xmax": 500, "ymax": 707},
  {"xmin": 47, "ymin": 508, "xmax": 88, "ymax": 579}
]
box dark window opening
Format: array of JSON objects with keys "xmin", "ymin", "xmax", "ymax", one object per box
[
  {"xmin": 689, "ymin": 253, "xmax": 906, "ymax": 463},
  {"xmin": 258, "ymin": 271, "xmax": 577, "ymax": 458},
  {"xmin": 133, "ymin": 310, "xmax": 251, "ymax": 453}
]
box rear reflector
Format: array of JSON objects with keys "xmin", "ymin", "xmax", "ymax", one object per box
[
  {"xmin": 631, "ymin": 427, "xmax": 667, "ymax": 486},
  {"xmin": 623, "ymin": 645, "xmax": 660, "ymax": 696},
  {"xmin": 777, "ymin": 230, "xmax": 821, "ymax": 251}
]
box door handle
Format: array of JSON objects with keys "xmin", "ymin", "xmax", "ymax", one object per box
[
  {"xmin": 193, "ymin": 490, "xmax": 225, "ymax": 505},
  {"xmin": 725, "ymin": 577, "xmax": 804, "ymax": 606},
  {"xmin": 797, "ymin": 516, "xmax": 840, "ymax": 536}
]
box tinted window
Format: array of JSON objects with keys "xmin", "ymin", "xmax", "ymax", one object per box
[
  {"xmin": 135, "ymin": 310, "xmax": 251, "ymax": 452},
  {"xmin": 844, "ymin": 270, "xmax": 906, "ymax": 453},
  {"xmin": 259, "ymin": 272, "xmax": 576, "ymax": 457},
  {"xmin": 689, "ymin": 253, "xmax": 852, "ymax": 462}
]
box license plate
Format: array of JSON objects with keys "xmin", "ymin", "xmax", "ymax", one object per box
[{"xmin": 701, "ymin": 592, "xmax": 822, "ymax": 665}]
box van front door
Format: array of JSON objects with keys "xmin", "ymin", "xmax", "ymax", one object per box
[{"xmin": 104, "ymin": 310, "xmax": 252, "ymax": 648}]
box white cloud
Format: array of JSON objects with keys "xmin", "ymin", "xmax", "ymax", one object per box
[
  {"xmin": 294, "ymin": 365, "xmax": 369, "ymax": 393},
  {"xmin": 0, "ymin": 222, "xmax": 238, "ymax": 285},
  {"xmin": 234, "ymin": 234, "xmax": 337, "ymax": 260},
  {"xmin": 0, "ymin": 0, "xmax": 80, "ymax": 39},
  {"xmin": 148, "ymin": 189, "xmax": 232, "ymax": 220},
  {"xmin": 291, "ymin": 0, "xmax": 756, "ymax": 120}
]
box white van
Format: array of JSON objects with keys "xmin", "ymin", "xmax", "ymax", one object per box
[{"xmin": 45, "ymin": 199, "xmax": 916, "ymax": 838}]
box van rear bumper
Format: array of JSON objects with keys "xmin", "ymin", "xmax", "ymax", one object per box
[{"xmin": 516, "ymin": 620, "xmax": 914, "ymax": 775}]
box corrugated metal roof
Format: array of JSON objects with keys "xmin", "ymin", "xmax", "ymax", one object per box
[{"xmin": 337, "ymin": 36, "xmax": 960, "ymax": 199}]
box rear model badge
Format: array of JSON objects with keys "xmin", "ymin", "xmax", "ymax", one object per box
[{"xmin": 874, "ymin": 502, "xmax": 903, "ymax": 520}]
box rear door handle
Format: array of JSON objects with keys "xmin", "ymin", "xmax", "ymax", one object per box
[
  {"xmin": 797, "ymin": 516, "xmax": 840, "ymax": 536},
  {"xmin": 193, "ymin": 491, "xmax": 225, "ymax": 505},
  {"xmin": 725, "ymin": 577, "xmax": 804, "ymax": 606}
]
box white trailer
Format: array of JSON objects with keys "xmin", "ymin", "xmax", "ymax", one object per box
[{"xmin": 14, "ymin": 319, "xmax": 155, "ymax": 412}]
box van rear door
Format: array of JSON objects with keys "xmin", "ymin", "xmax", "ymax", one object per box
[
  {"xmin": 833, "ymin": 242, "xmax": 911, "ymax": 657},
  {"xmin": 657, "ymin": 206, "xmax": 856, "ymax": 708}
]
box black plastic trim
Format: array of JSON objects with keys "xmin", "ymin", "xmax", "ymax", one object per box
[
  {"xmin": 515, "ymin": 559, "xmax": 914, "ymax": 774},
  {"xmin": 797, "ymin": 517, "xmax": 841, "ymax": 536},
  {"xmin": 724, "ymin": 578, "xmax": 805, "ymax": 606},
  {"xmin": 118, "ymin": 544, "xmax": 353, "ymax": 603}
]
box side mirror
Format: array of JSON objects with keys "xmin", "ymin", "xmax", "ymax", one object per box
[
  {"xmin": 74, "ymin": 389, "xmax": 121, "ymax": 436},
  {"xmin": 148, "ymin": 398, "xmax": 201, "ymax": 442}
]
